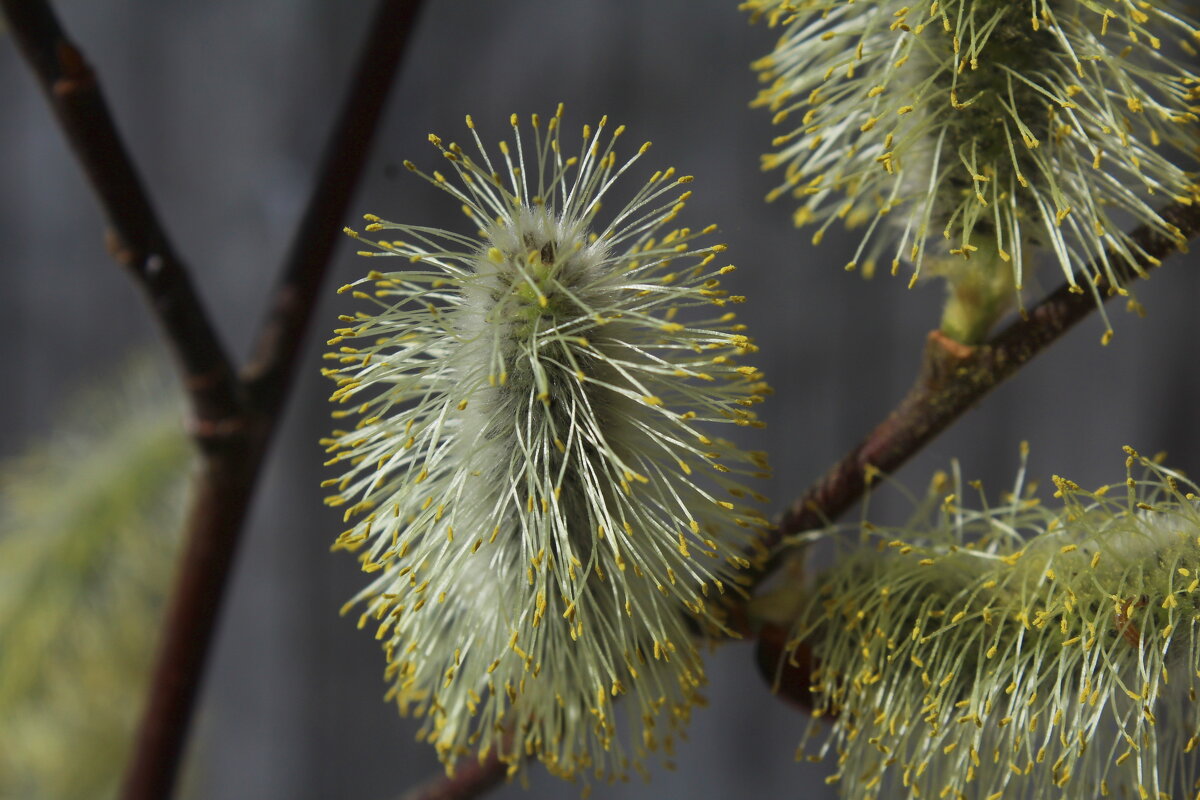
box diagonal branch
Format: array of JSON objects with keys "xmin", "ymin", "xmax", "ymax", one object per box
[
  {"xmin": 241, "ymin": 0, "xmax": 424, "ymax": 412},
  {"xmin": 0, "ymin": 0, "xmax": 240, "ymax": 428},
  {"xmin": 762, "ymin": 201, "xmax": 1200, "ymax": 568}
]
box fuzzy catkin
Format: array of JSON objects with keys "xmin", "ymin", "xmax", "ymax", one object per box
[
  {"xmin": 788, "ymin": 448, "xmax": 1200, "ymax": 800},
  {"xmin": 323, "ymin": 107, "xmax": 771, "ymax": 781},
  {"xmin": 745, "ymin": 0, "xmax": 1199, "ymax": 336}
]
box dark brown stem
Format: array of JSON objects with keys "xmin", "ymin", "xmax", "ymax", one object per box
[
  {"xmin": 122, "ymin": 440, "xmax": 262, "ymax": 780},
  {"xmin": 765, "ymin": 201, "xmax": 1200, "ymax": 561},
  {"xmin": 0, "ymin": 1, "xmax": 425, "ymax": 797},
  {"xmin": 399, "ymin": 755, "xmax": 510, "ymax": 800},
  {"xmin": 0, "ymin": 0, "xmax": 240, "ymax": 428},
  {"xmin": 242, "ymin": 0, "xmax": 425, "ymax": 411}
]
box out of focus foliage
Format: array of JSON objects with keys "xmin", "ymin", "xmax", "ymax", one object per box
[{"xmin": 0, "ymin": 357, "xmax": 192, "ymax": 800}]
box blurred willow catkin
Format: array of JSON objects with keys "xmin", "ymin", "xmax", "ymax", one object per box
[{"xmin": 0, "ymin": 356, "xmax": 192, "ymax": 800}]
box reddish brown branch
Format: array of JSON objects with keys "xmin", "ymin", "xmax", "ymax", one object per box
[
  {"xmin": 2, "ymin": 1, "xmax": 425, "ymax": 798},
  {"xmin": 766, "ymin": 201, "xmax": 1200, "ymax": 560},
  {"xmin": 0, "ymin": 0, "xmax": 241, "ymax": 427},
  {"xmin": 399, "ymin": 755, "xmax": 510, "ymax": 800}
]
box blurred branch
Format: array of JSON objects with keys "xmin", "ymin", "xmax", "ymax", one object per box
[
  {"xmin": 1, "ymin": 1, "xmax": 426, "ymax": 798},
  {"xmin": 242, "ymin": 0, "xmax": 422, "ymax": 411},
  {"xmin": 0, "ymin": 0, "xmax": 240, "ymax": 426},
  {"xmin": 760, "ymin": 201, "xmax": 1200, "ymax": 577},
  {"xmin": 398, "ymin": 755, "xmax": 509, "ymax": 800}
]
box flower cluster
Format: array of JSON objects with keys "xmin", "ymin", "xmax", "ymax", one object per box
[
  {"xmin": 744, "ymin": 0, "xmax": 1199, "ymax": 340},
  {"xmin": 787, "ymin": 447, "xmax": 1200, "ymax": 799},
  {"xmin": 323, "ymin": 107, "xmax": 770, "ymax": 780}
]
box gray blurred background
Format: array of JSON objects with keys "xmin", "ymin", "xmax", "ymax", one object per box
[{"xmin": 1, "ymin": 2, "xmax": 1197, "ymax": 798}]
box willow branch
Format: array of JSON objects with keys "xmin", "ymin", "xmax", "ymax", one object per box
[
  {"xmin": 0, "ymin": 0, "xmax": 240, "ymax": 427},
  {"xmin": 398, "ymin": 755, "xmax": 509, "ymax": 800},
  {"xmin": 763, "ymin": 201, "xmax": 1200, "ymax": 567}
]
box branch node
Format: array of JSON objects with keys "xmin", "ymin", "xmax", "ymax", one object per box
[
  {"xmin": 921, "ymin": 329, "xmax": 978, "ymax": 389},
  {"xmin": 757, "ymin": 201, "xmax": 1200, "ymax": 589},
  {"xmin": 103, "ymin": 228, "xmax": 139, "ymax": 267},
  {"xmin": 52, "ymin": 39, "xmax": 93, "ymax": 95}
]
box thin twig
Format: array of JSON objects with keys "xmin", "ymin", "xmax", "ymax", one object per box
[
  {"xmin": 0, "ymin": 0, "xmax": 240, "ymax": 427},
  {"xmin": 764, "ymin": 202, "xmax": 1200, "ymax": 564},
  {"xmin": 399, "ymin": 755, "xmax": 510, "ymax": 800},
  {"xmin": 2, "ymin": 1, "xmax": 425, "ymax": 798}
]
